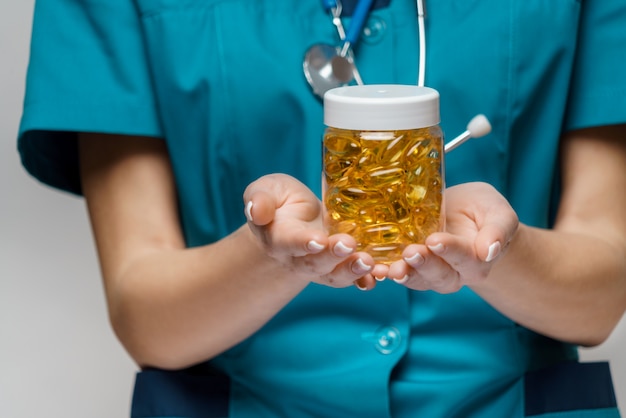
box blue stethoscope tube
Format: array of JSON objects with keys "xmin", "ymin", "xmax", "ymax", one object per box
[
  {"xmin": 321, "ymin": 0, "xmax": 425, "ymax": 85},
  {"xmin": 320, "ymin": 0, "xmax": 374, "ymax": 48},
  {"xmin": 341, "ymin": 0, "xmax": 376, "ymax": 52}
]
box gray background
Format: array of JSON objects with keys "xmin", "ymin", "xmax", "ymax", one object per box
[{"xmin": 1, "ymin": 1, "xmax": 624, "ymax": 417}]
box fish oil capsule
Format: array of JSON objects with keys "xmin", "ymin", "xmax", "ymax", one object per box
[{"xmin": 323, "ymin": 85, "xmax": 445, "ymax": 264}]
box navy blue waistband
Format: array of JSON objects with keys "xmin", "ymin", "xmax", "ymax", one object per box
[
  {"xmin": 525, "ymin": 361, "xmax": 618, "ymax": 416},
  {"xmin": 130, "ymin": 360, "xmax": 619, "ymax": 417},
  {"xmin": 131, "ymin": 364, "xmax": 230, "ymax": 418}
]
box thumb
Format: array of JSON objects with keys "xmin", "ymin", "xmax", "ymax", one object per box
[
  {"xmin": 244, "ymin": 190, "xmax": 276, "ymax": 226},
  {"xmin": 243, "ymin": 173, "xmax": 297, "ymax": 226},
  {"xmin": 475, "ymin": 204, "xmax": 519, "ymax": 263}
]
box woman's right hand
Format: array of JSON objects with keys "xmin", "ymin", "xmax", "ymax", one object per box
[{"xmin": 244, "ymin": 174, "xmax": 386, "ymax": 290}]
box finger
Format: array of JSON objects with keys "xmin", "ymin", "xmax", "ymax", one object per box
[
  {"xmin": 305, "ymin": 234, "xmax": 358, "ymax": 265},
  {"xmin": 244, "ymin": 202, "xmax": 329, "ymax": 257},
  {"xmin": 243, "ymin": 174, "xmax": 298, "ymax": 225},
  {"xmin": 401, "ymin": 245, "xmax": 426, "ymax": 269},
  {"xmin": 425, "ymin": 232, "xmax": 477, "ymax": 267},
  {"xmin": 371, "ymin": 263, "xmax": 389, "ymax": 282},
  {"xmin": 386, "ymin": 244, "xmax": 426, "ymax": 282},
  {"xmin": 388, "ymin": 244, "xmax": 463, "ymax": 293},
  {"xmin": 472, "ymin": 196, "xmax": 519, "ymax": 262},
  {"xmin": 386, "ymin": 258, "xmax": 412, "ymax": 283},
  {"xmin": 354, "ymin": 273, "xmax": 377, "ymax": 291},
  {"xmin": 318, "ymin": 251, "xmax": 375, "ymax": 288},
  {"xmin": 421, "ymin": 233, "xmax": 492, "ymax": 289},
  {"xmin": 244, "ymin": 174, "xmax": 321, "ymax": 224},
  {"xmin": 285, "ymin": 234, "xmax": 358, "ymax": 277},
  {"xmin": 257, "ymin": 220, "xmax": 330, "ymax": 257},
  {"xmin": 474, "ymin": 217, "xmax": 519, "ymax": 262}
]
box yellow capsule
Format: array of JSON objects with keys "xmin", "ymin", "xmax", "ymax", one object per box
[
  {"xmin": 325, "ymin": 186, "xmax": 386, "ymax": 222},
  {"xmin": 411, "ymin": 203, "xmax": 441, "ymax": 232},
  {"xmin": 364, "ymin": 243, "xmax": 404, "ymax": 263},
  {"xmin": 325, "ymin": 190, "xmax": 358, "ymax": 221},
  {"xmin": 324, "ymin": 133, "xmax": 362, "ymax": 156},
  {"xmin": 360, "ymin": 223, "xmax": 402, "ymax": 245},
  {"xmin": 334, "ymin": 220, "xmax": 358, "ymax": 235},
  {"xmin": 366, "ymin": 164, "xmax": 405, "ymax": 188},
  {"xmin": 407, "ymin": 184, "xmax": 427, "ymax": 204},
  {"xmin": 357, "ymin": 204, "xmax": 395, "ymax": 224},
  {"xmin": 387, "ymin": 190, "xmax": 411, "ymax": 222},
  {"xmin": 405, "ymin": 137, "xmax": 432, "ymax": 165},
  {"xmin": 342, "ymin": 186, "xmax": 370, "ymax": 201},
  {"xmin": 373, "ymin": 133, "xmax": 405, "ymax": 164},
  {"xmin": 323, "ymin": 152, "xmax": 353, "ymax": 180}
]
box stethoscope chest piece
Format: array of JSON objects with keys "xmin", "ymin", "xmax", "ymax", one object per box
[
  {"xmin": 304, "ymin": 0, "xmax": 374, "ymax": 99},
  {"xmin": 303, "ymin": 44, "xmax": 355, "ymax": 98}
]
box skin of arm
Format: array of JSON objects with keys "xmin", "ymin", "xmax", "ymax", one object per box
[
  {"xmin": 386, "ymin": 124, "xmax": 626, "ymax": 347},
  {"xmin": 78, "ymin": 133, "xmax": 380, "ymax": 370}
]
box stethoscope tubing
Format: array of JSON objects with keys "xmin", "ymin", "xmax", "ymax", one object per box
[
  {"xmin": 324, "ymin": 0, "xmax": 365, "ymax": 85},
  {"xmin": 322, "ymin": 0, "xmax": 426, "ymax": 86}
]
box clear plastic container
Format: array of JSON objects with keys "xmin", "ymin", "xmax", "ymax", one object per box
[{"xmin": 323, "ymin": 85, "xmax": 444, "ymax": 264}]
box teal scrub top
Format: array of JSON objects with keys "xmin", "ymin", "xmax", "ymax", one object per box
[{"xmin": 18, "ymin": 0, "xmax": 625, "ymax": 417}]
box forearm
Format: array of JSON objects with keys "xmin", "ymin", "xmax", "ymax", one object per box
[
  {"xmin": 473, "ymin": 223, "xmax": 626, "ymax": 346},
  {"xmin": 77, "ymin": 135, "xmax": 307, "ymax": 368},
  {"xmin": 108, "ymin": 224, "xmax": 308, "ymax": 370},
  {"xmin": 79, "ymin": 135, "xmax": 374, "ymax": 370}
]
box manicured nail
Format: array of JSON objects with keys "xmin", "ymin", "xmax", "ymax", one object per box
[
  {"xmin": 485, "ymin": 241, "xmax": 501, "ymax": 262},
  {"xmin": 428, "ymin": 243, "xmax": 445, "ymax": 254},
  {"xmin": 245, "ymin": 201, "xmax": 254, "ymax": 222},
  {"xmin": 404, "ymin": 252, "xmax": 424, "ymax": 267},
  {"xmin": 354, "ymin": 281, "xmax": 368, "ymax": 291},
  {"xmin": 333, "ymin": 241, "xmax": 354, "ymax": 257},
  {"xmin": 352, "ymin": 258, "xmax": 371, "ymax": 275},
  {"xmin": 393, "ymin": 275, "xmax": 409, "ymax": 284},
  {"xmin": 307, "ymin": 240, "xmax": 325, "ymax": 253},
  {"xmin": 375, "ymin": 276, "xmax": 386, "ymax": 282}
]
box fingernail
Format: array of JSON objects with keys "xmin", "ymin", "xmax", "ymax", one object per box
[
  {"xmin": 306, "ymin": 240, "xmax": 325, "ymax": 253},
  {"xmin": 393, "ymin": 275, "xmax": 409, "ymax": 284},
  {"xmin": 404, "ymin": 252, "xmax": 424, "ymax": 267},
  {"xmin": 245, "ymin": 201, "xmax": 254, "ymax": 222},
  {"xmin": 486, "ymin": 241, "xmax": 501, "ymax": 262},
  {"xmin": 354, "ymin": 281, "xmax": 368, "ymax": 291},
  {"xmin": 333, "ymin": 241, "xmax": 354, "ymax": 257},
  {"xmin": 428, "ymin": 243, "xmax": 445, "ymax": 254},
  {"xmin": 352, "ymin": 258, "xmax": 371, "ymax": 275},
  {"xmin": 375, "ymin": 276, "xmax": 386, "ymax": 282}
]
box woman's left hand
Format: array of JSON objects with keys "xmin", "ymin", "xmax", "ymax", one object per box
[{"xmin": 386, "ymin": 182, "xmax": 519, "ymax": 293}]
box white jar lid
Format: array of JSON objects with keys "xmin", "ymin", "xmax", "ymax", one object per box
[{"xmin": 324, "ymin": 84, "xmax": 440, "ymax": 130}]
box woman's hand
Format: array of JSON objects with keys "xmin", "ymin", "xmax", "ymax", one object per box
[
  {"xmin": 244, "ymin": 174, "xmax": 387, "ymax": 290},
  {"xmin": 387, "ymin": 182, "xmax": 519, "ymax": 293}
]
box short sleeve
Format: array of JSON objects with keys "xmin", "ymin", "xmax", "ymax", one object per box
[
  {"xmin": 564, "ymin": 0, "xmax": 626, "ymax": 131},
  {"xmin": 17, "ymin": 0, "xmax": 163, "ymax": 194}
]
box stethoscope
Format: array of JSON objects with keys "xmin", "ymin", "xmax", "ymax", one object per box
[
  {"xmin": 303, "ymin": 0, "xmax": 426, "ymax": 98},
  {"xmin": 303, "ymin": 0, "xmax": 492, "ymax": 151}
]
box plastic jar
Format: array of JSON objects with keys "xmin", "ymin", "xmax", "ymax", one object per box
[{"xmin": 322, "ymin": 84, "xmax": 445, "ymax": 264}]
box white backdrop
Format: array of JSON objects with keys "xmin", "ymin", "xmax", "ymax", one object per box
[{"xmin": 1, "ymin": 2, "xmax": 624, "ymax": 417}]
